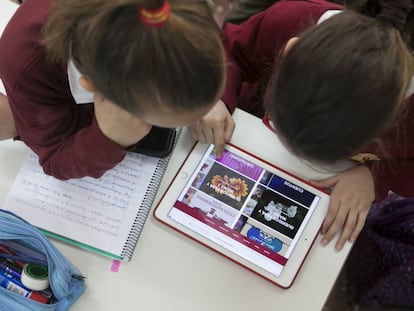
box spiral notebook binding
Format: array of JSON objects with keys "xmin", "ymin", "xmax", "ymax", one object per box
[{"xmin": 120, "ymin": 129, "xmax": 181, "ymax": 261}]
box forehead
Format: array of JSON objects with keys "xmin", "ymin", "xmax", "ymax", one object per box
[{"xmin": 138, "ymin": 103, "xmax": 214, "ymax": 128}]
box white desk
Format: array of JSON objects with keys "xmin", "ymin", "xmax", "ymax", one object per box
[
  {"xmin": 0, "ymin": 112, "xmax": 351, "ymax": 311},
  {"xmin": 0, "ymin": 2, "xmax": 351, "ymax": 309},
  {"xmin": 0, "ymin": 1, "xmax": 15, "ymax": 37}
]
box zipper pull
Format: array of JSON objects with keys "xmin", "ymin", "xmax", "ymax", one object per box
[{"xmin": 72, "ymin": 274, "xmax": 86, "ymax": 280}]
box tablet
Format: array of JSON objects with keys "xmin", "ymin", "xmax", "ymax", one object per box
[{"xmin": 154, "ymin": 143, "xmax": 330, "ymax": 288}]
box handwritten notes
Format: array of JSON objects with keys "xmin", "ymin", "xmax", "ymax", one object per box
[{"xmin": 2, "ymin": 151, "xmax": 162, "ymax": 258}]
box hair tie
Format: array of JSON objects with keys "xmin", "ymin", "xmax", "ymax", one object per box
[
  {"xmin": 377, "ymin": 0, "xmax": 414, "ymax": 30},
  {"xmin": 139, "ymin": 1, "xmax": 170, "ymax": 28}
]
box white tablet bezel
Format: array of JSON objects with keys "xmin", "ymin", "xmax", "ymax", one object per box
[{"xmin": 154, "ymin": 142, "xmax": 330, "ymax": 288}]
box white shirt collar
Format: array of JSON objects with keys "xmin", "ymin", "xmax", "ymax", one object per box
[
  {"xmin": 67, "ymin": 59, "xmax": 94, "ymax": 104},
  {"xmin": 406, "ymin": 76, "xmax": 414, "ymax": 98},
  {"xmin": 317, "ymin": 10, "xmax": 342, "ymax": 24}
]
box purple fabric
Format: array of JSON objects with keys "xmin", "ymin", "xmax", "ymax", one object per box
[{"xmin": 346, "ymin": 193, "xmax": 414, "ymax": 307}]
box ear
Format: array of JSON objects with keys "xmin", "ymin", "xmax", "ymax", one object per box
[
  {"xmin": 79, "ymin": 75, "xmax": 98, "ymax": 92},
  {"xmin": 283, "ymin": 37, "xmax": 299, "ymax": 56}
]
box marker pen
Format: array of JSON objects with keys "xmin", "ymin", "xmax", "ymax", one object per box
[
  {"xmin": 0, "ymin": 241, "xmax": 46, "ymax": 263},
  {"xmin": 0, "ymin": 245, "xmax": 25, "ymax": 268},
  {"xmin": 0, "ymin": 269, "xmax": 49, "ymax": 303},
  {"xmin": 0, "ymin": 260, "xmax": 21, "ymax": 280}
]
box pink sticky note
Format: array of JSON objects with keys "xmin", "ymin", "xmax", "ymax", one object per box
[{"xmin": 110, "ymin": 260, "xmax": 121, "ymax": 272}]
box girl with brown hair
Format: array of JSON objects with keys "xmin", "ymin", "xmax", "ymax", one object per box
[
  {"xmin": 0, "ymin": 0, "xmax": 226, "ymax": 179},
  {"xmin": 195, "ymin": 0, "xmax": 414, "ymax": 250},
  {"xmin": 268, "ymin": 1, "xmax": 414, "ymax": 251}
]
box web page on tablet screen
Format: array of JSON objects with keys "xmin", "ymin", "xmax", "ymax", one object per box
[{"xmin": 168, "ymin": 145, "xmax": 320, "ymax": 276}]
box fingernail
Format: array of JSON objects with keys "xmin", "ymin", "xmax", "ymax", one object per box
[{"xmin": 322, "ymin": 239, "xmax": 328, "ymax": 246}]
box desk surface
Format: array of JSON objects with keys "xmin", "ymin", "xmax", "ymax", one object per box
[
  {"xmin": 0, "ymin": 113, "xmax": 350, "ymax": 311},
  {"xmin": 0, "ymin": 2, "xmax": 350, "ymax": 309}
]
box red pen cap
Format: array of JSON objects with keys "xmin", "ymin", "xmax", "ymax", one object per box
[{"xmin": 29, "ymin": 291, "xmax": 50, "ymax": 304}]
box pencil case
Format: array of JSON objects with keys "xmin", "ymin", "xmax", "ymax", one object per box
[{"xmin": 0, "ymin": 209, "xmax": 86, "ymax": 311}]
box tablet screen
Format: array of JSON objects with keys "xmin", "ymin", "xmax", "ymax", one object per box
[{"xmin": 167, "ymin": 145, "xmax": 321, "ymax": 277}]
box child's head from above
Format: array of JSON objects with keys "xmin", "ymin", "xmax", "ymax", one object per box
[
  {"xmin": 267, "ymin": 10, "xmax": 414, "ymax": 164},
  {"xmin": 42, "ymin": 0, "xmax": 226, "ymax": 128}
]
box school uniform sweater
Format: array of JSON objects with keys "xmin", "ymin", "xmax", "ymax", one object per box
[
  {"xmin": 221, "ymin": 0, "xmax": 414, "ymax": 201},
  {"xmin": 0, "ymin": 0, "xmax": 128, "ymax": 180},
  {"xmin": 222, "ymin": 0, "xmax": 344, "ymax": 116}
]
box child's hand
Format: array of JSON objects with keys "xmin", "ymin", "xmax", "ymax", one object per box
[
  {"xmin": 188, "ymin": 100, "xmax": 235, "ymax": 158},
  {"xmin": 310, "ymin": 165, "xmax": 375, "ymax": 251},
  {"xmin": 94, "ymin": 94, "xmax": 152, "ymax": 148}
]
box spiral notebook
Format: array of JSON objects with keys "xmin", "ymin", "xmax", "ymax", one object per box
[{"xmin": 1, "ymin": 142, "xmax": 174, "ymax": 262}]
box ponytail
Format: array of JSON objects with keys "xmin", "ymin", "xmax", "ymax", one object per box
[
  {"xmin": 42, "ymin": 0, "xmax": 225, "ymax": 113},
  {"xmin": 377, "ymin": 0, "xmax": 414, "ymax": 30},
  {"xmin": 347, "ymin": 0, "xmax": 414, "ymax": 49}
]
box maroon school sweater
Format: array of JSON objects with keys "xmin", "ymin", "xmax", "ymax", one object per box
[
  {"xmin": 0, "ymin": 0, "xmax": 128, "ymax": 179},
  {"xmin": 222, "ymin": 0, "xmax": 343, "ymax": 115}
]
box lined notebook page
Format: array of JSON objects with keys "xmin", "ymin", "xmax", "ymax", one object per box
[{"xmin": 2, "ymin": 151, "xmax": 162, "ymax": 259}]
